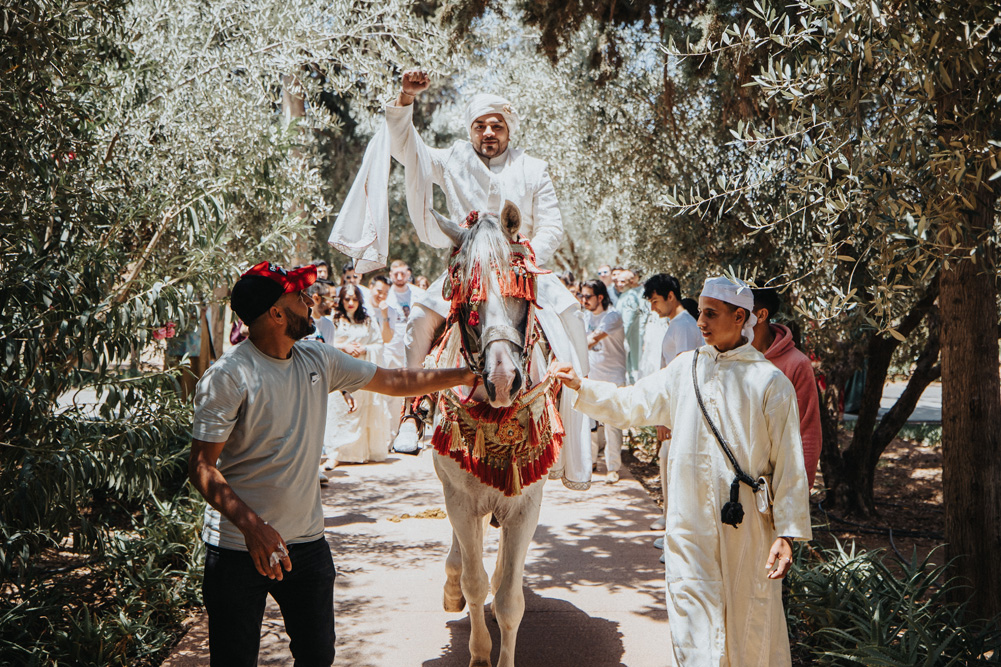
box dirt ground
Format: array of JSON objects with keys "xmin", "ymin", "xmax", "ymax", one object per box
[{"xmin": 624, "ymin": 429, "xmax": 945, "ymax": 562}]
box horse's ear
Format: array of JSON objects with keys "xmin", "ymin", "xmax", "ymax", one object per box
[
  {"xmin": 500, "ymin": 201, "xmax": 522, "ymax": 241},
  {"xmin": 431, "ymin": 208, "xmax": 465, "ymax": 247}
]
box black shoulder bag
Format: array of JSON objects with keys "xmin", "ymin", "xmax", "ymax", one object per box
[{"xmin": 692, "ymin": 352, "xmax": 761, "ymax": 528}]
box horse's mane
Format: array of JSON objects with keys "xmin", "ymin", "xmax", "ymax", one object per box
[{"xmin": 455, "ymin": 213, "xmax": 511, "ymax": 292}]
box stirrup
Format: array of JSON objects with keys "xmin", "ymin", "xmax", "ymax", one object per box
[{"xmin": 398, "ymin": 410, "xmax": 426, "ymax": 440}]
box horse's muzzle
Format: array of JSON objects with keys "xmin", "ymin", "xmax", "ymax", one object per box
[{"xmin": 483, "ymin": 370, "xmax": 522, "ymax": 406}]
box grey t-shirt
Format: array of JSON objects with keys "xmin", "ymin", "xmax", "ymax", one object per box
[{"xmin": 192, "ymin": 339, "xmax": 377, "ymax": 550}]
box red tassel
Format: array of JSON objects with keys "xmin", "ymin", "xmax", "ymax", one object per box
[
  {"xmin": 468, "ymin": 310, "xmax": 479, "ymax": 327},
  {"xmin": 431, "ymin": 424, "xmax": 449, "ymax": 455},
  {"xmin": 529, "ymin": 416, "xmax": 541, "ymax": 448}
]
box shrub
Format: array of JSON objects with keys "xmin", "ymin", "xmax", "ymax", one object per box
[{"xmin": 786, "ymin": 541, "xmax": 1001, "ymax": 665}]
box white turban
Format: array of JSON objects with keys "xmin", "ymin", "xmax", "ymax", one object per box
[
  {"xmin": 465, "ymin": 93, "xmax": 519, "ymax": 140},
  {"xmin": 700, "ymin": 276, "xmax": 758, "ymax": 345}
]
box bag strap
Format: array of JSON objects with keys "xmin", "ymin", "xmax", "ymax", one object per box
[{"xmin": 691, "ymin": 352, "xmax": 760, "ymax": 492}]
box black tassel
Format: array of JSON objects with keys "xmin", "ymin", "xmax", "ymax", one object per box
[{"xmin": 721, "ymin": 477, "xmax": 744, "ymax": 528}]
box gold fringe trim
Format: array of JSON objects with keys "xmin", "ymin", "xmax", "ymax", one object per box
[
  {"xmin": 450, "ymin": 419, "xmax": 464, "ymax": 453},
  {"xmin": 509, "ymin": 462, "xmax": 522, "ymax": 495},
  {"xmin": 473, "ymin": 425, "xmax": 486, "ymax": 459}
]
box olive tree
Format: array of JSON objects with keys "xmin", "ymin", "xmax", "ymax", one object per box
[
  {"xmin": 0, "ymin": 0, "xmax": 451, "ymax": 660},
  {"xmin": 440, "ymin": 0, "xmax": 1001, "ymax": 619}
]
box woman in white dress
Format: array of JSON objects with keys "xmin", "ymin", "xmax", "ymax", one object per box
[{"xmin": 323, "ymin": 285, "xmax": 392, "ymax": 464}]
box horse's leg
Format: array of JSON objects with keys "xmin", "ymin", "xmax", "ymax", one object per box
[
  {"xmin": 443, "ymin": 531, "xmax": 466, "ymax": 612},
  {"xmin": 491, "ymin": 484, "xmax": 544, "ymax": 667},
  {"xmin": 490, "ymin": 526, "xmax": 505, "ymax": 595},
  {"xmin": 448, "ymin": 507, "xmax": 492, "ymax": 667}
]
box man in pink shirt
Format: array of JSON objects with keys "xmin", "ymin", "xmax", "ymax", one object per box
[{"xmin": 751, "ymin": 288, "xmax": 821, "ymax": 488}]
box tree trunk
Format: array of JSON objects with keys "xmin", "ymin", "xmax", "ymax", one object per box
[
  {"xmin": 830, "ymin": 334, "xmax": 895, "ymax": 516},
  {"xmin": 823, "ymin": 284, "xmax": 940, "ymax": 517},
  {"xmin": 940, "ymin": 181, "xmax": 1001, "ymax": 620}
]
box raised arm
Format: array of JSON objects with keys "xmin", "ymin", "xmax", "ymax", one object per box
[
  {"xmin": 377, "ymin": 301, "xmax": 394, "ymax": 343},
  {"xmin": 387, "ymin": 69, "xmax": 436, "ymax": 166},
  {"xmin": 385, "ymin": 70, "xmax": 452, "ymax": 248}
]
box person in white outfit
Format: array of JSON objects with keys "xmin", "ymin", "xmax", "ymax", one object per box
[
  {"xmin": 551, "ymin": 275, "xmax": 811, "ymax": 667},
  {"xmin": 366, "ymin": 275, "xmax": 395, "ymax": 355},
  {"xmin": 323, "ymin": 285, "xmax": 392, "ymax": 464},
  {"xmin": 362, "ymin": 70, "xmax": 592, "ymax": 488},
  {"xmin": 644, "ymin": 273, "xmax": 704, "ymax": 546},
  {"xmin": 385, "ymin": 261, "xmax": 424, "ymax": 452},
  {"xmin": 580, "ymin": 279, "xmax": 627, "ymax": 484}
]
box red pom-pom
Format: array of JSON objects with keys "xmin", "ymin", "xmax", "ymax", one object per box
[
  {"xmin": 468, "ymin": 310, "xmax": 479, "ymax": 327},
  {"xmin": 463, "ymin": 211, "xmax": 479, "ymax": 228}
]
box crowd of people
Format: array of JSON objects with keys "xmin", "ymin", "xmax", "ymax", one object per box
[
  {"xmin": 560, "ymin": 266, "xmax": 822, "ymax": 570},
  {"xmin": 302, "ymin": 259, "xmax": 433, "ymax": 473},
  {"xmin": 187, "ymin": 67, "xmax": 823, "ymax": 667}
]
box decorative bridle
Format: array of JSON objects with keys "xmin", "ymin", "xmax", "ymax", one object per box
[
  {"xmin": 441, "ymin": 211, "xmax": 549, "ymax": 390},
  {"xmin": 423, "ymin": 210, "xmax": 566, "ymax": 497}
]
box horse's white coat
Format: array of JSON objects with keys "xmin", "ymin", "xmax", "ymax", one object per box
[
  {"xmin": 431, "ymin": 202, "xmax": 552, "ymax": 667},
  {"xmin": 434, "ymin": 453, "xmax": 546, "ymax": 667}
]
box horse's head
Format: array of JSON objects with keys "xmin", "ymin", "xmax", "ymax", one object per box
[{"xmin": 434, "ymin": 201, "xmax": 539, "ymax": 409}]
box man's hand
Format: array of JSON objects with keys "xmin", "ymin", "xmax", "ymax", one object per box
[
  {"xmin": 766, "ymin": 536, "xmax": 794, "ymax": 579},
  {"xmin": 343, "ymin": 391, "xmax": 357, "ymax": 413},
  {"xmin": 242, "ymin": 517, "xmax": 293, "ymax": 581},
  {"xmin": 548, "ymin": 361, "xmax": 581, "ymax": 391},
  {"xmin": 344, "ymin": 342, "xmax": 365, "ymax": 358},
  {"xmin": 656, "ymin": 425, "xmax": 671, "ymax": 442},
  {"xmin": 398, "ymin": 70, "xmax": 430, "ymax": 106}
]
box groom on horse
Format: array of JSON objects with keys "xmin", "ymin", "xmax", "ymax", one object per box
[{"xmin": 332, "ymin": 70, "xmax": 592, "ymax": 491}]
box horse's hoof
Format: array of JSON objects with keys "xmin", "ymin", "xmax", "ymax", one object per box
[
  {"xmin": 469, "ymin": 661, "xmax": 491, "ymax": 667},
  {"xmin": 443, "ymin": 591, "xmax": 466, "ymax": 612}
]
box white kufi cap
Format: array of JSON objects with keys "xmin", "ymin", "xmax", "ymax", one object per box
[
  {"xmin": 700, "ymin": 276, "xmax": 758, "ymax": 344},
  {"xmin": 465, "ymin": 93, "xmax": 519, "ymax": 139}
]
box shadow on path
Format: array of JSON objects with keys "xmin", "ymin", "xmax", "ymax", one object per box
[{"xmin": 422, "ymin": 589, "xmax": 626, "ymax": 667}]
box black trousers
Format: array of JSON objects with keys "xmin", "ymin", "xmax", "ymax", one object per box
[{"xmin": 202, "ymin": 537, "xmax": 336, "ymax": 667}]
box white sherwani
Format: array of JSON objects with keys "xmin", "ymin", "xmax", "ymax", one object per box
[
  {"xmin": 575, "ymin": 342, "xmax": 812, "ymax": 666},
  {"xmin": 384, "ymin": 103, "xmax": 592, "ymax": 490}
]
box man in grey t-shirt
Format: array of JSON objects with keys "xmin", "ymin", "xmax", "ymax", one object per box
[{"xmin": 189, "ymin": 261, "xmax": 474, "ymax": 667}]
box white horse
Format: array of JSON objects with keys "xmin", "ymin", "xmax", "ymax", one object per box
[{"xmin": 423, "ymin": 202, "xmax": 563, "ymax": 667}]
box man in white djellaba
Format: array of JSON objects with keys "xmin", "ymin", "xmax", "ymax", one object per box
[
  {"xmin": 332, "ymin": 70, "xmax": 591, "ymax": 488},
  {"xmin": 551, "ymin": 275, "xmax": 812, "ymax": 666}
]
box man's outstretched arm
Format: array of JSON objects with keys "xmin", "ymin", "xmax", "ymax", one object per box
[{"xmin": 364, "ymin": 366, "xmax": 477, "ymax": 397}]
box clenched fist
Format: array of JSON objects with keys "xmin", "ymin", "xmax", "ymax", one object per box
[{"xmin": 398, "ymin": 70, "xmax": 430, "ymax": 105}]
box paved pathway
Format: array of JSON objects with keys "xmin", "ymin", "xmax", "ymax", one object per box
[
  {"xmin": 843, "ymin": 380, "xmax": 942, "ymax": 423},
  {"xmin": 163, "ymin": 450, "xmax": 670, "ymax": 666}
]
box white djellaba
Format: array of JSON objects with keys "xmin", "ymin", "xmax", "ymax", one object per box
[{"xmin": 573, "ymin": 275, "xmax": 812, "ymax": 666}]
